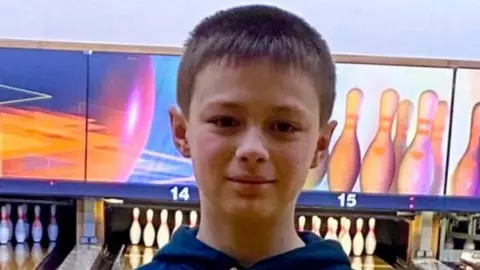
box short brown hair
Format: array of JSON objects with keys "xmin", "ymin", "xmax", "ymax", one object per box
[{"xmin": 176, "ymin": 4, "xmax": 336, "ymax": 124}]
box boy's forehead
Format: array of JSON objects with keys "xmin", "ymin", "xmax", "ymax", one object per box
[
  {"xmin": 194, "ymin": 59, "xmax": 316, "ymax": 92},
  {"xmin": 200, "ymin": 57, "xmax": 300, "ymax": 77},
  {"xmin": 190, "ymin": 60, "xmax": 320, "ymax": 116}
]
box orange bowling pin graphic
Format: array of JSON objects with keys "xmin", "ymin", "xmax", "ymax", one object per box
[
  {"xmin": 360, "ymin": 89, "xmax": 399, "ymax": 193},
  {"xmin": 390, "ymin": 100, "xmax": 414, "ymax": 193},
  {"xmin": 450, "ymin": 102, "xmax": 480, "ymax": 196},
  {"xmin": 430, "ymin": 101, "xmax": 449, "ymax": 195},
  {"xmin": 397, "ymin": 90, "xmax": 438, "ymax": 195},
  {"xmin": 328, "ymin": 88, "xmax": 364, "ymax": 192}
]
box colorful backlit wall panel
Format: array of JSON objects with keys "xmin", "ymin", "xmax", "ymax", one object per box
[
  {"xmin": 311, "ymin": 64, "xmax": 454, "ymax": 195},
  {"xmin": 85, "ymin": 53, "xmax": 193, "ymax": 185},
  {"xmin": 2, "ymin": 48, "xmax": 478, "ymax": 199},
  {"xmin": 0, "ymin": 48, "xmax": 88, "ymax": 181},
  {"xmin": 84, "ymin": 52, "xmax": 455, "ymax": 197}
]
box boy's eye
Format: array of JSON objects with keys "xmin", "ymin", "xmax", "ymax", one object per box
[
  {"xmin": 271, "ymin": 121, "xmax": 297, "ymax": 133},
  {"xmin": 209, "ymin": 116, "xmax": 239, "ymax": 128}
]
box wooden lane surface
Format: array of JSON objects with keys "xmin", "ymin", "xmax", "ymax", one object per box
[
  {"xmin": 0, "ymin": 242, "xmax": 54, "ymax": 270},
  {"xmin": 122, "ymin": 245, "xmax": 157, "ymax": 270},
  {"xmin": 351, "ymin": 255, "xmax": 395, "ymax": 269}
]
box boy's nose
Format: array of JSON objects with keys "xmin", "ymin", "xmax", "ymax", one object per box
[{"xmin": 235, "ymin": 129, "xmax": 269, "ymax": 165}]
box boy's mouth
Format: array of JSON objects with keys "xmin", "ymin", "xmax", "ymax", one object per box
[{"xmin": 226, "ymin": 176, "xmax": 276, "ymax": 185}]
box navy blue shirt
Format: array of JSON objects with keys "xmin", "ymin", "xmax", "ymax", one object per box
[{"xmin": 137, "ymin": 226, "xmax": 351, "ymax": 270}]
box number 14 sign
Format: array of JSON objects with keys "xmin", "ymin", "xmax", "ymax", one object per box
[{"xmin": 170, "ymin": 186, "xmax": 191, "ymax": 202}]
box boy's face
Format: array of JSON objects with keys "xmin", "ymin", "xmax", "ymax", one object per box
[{"xmin": 170, "ymin": 59, "xmax": 335, "ymax": 220}]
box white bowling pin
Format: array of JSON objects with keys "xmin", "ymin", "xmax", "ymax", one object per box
[
  {"xmin": 332, "ymin": 219, "xmax": 339, "ymax": 241},
  {"xmin": 361, "ymin": 89, "xmax": 399, "ymax": 193},
  {"xmin": 142, "ymin": 209, "xmax": 155, "ymax": 247},
  {"xmin": 5, "ymin": 204, "xmax": 12, "ymax": 241},
  {"xmin": 326, "ymin": 218, "xmax": 339, "ymax": 241},
  {"xmin": 340, "ymin": 218, "xmax": 352, "ymax": 256},
  {"xmin": 397, "ymin": 90, "xmax": 438, "ymax": 194},
  {"xmin": 450, "ymin": 102, "xmax": 480, "ymax": 196},
  {"xmin": 0, "ymin": 206, "xmax": 9, "ymax": 244},
  {"xmin": 352, "ymin": 218, "xmax": 364, "ymax": 256},
  {"xmin": 338, "ymin": 217, "xmax": 346, "ymax": 241},
  {"xmin": 430, "ymin": 101, "xmax": 449, "ymax": 195},
  {"xmin": 324, "ymin": 218, "xmax": 333, "ymax": 240},
  {"xmin": 14, "ymin": 206, "xmax": 26, "ymax": 243},
  {"xmin": 298, "ymin": 216, "xmax": 306, "ymax": 232},
  {"xmin": 23, "ymin": 204, "xmax": 30, "ymax": 240},
  {"xmin": 129, "ymin": 208, "xmax": 141, "ymax": 245},
  {"xmin": 31, "ymin": 205, "xmax": 43, "ymax": 243},
  {"xmin": 311, "ymin": 216, "xmax": 321, "ymax": 237},
  {"xmin": 157, "ymin": 209, "xmax": 170, "ymax": 249},
  {"xmin": 189, "ymin": 210, "xmax": 198, "ymax": 228},
  {"xmin": 47, "ymin": 205, "xmax": 58, "ymax": 242},
  {"xmin": 365, "ymin": 218, "xmax": 376, "ymax": 255},
  {"xmin": 391, "ymin": 100, "xmax": 414, "ymax": 193},
  {"xmin": 328, "ymin": 88, "xmax": 364, "ymax": 192},
  {"xmin": 172, "ymin": 210, "xmax": 183, "ymax": 235}
]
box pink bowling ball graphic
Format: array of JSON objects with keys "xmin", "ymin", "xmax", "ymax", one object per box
[{"xmin": 87, "ymin": 55, "xmax": 156, "ymax": 183}]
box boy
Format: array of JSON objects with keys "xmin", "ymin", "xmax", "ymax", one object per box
[{"xmin": 139, "ymin": 4, "xmax": 350, "ymax": 270}]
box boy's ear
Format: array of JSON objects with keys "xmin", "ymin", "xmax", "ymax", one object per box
[
  {"xmin": 310, "ymin": 120, "xmax": 337, "ymax": 168},
  {"xmin": 168, "ymin": 106, "xmax": 191, "ymax": 158}
]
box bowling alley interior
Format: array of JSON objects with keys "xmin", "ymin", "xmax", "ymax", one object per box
[{"xmin": 1, "ymin": 38, "xmax": 480, "ymax": 270}]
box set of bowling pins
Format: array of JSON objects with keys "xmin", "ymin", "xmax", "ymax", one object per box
[
  {"xmin": 127, "ymin": 208, "xmax": 198, "ymax": 268},
  {"xmin": 0, "ymin": 204, "xmax": 58, "ymax": 244},
  {"xmin": 130, "ymin": 208, "xmax": 198, "ymax": 249},
  {"xmin": 298, "ymin": 215, "xmax": 377, "ymax": 256},
  {"xmin": 327, "ymin": 88, "xmax": 448, "ymax": 195}
]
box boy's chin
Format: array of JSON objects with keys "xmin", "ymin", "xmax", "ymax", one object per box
[{"xmin": 222, "ymin": 199, "xmax": 278, "ymax": 220}]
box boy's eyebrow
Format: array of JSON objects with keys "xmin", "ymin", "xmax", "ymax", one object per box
[
  {"xmin": 204, "ymin": 100, "xmax": 309, "ymax": 115},
  {"xmin": 271, "ymin": 105, "xmax": 306, "ymax": 114},
  {"xmin": 207, "ymin": 101, "xmax": 242, "ymax": 109}
]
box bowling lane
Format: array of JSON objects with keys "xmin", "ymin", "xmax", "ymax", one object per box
[
  {"xmin": 121, "ymin": 245, "xmax": 157, "ymax": 270},
  {"xmin": 0, "ymin": 242, "xmax": 53, "ymax": 270},
  {"xmin": 351, "ymin": 256, "xmax": 395, "ymax": 269}
]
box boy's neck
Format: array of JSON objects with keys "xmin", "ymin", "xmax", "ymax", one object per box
[{"xmin": 196, "ymin": 202, "xmax": 305, "ymax": 267}]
